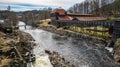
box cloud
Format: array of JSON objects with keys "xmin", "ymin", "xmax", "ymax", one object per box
[
  {"xmin": 0, "ymin": 2, "xmax": 51, "ymax": 11},
  {"xmin": 0, "ymin": 0, "xmax": 84, "ymax": 11}
]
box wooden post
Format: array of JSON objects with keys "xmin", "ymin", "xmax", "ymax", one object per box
[{"xmin": 112, "ymin": 21, "xmax": 120, "ymax": 39}]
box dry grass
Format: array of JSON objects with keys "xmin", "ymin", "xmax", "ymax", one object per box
[
  {"xmin": 68, "ymin": 26, "xmax": 110, "ymax": 38},
  {"xmin": 1, "ymin": 46, "xmax": 11, "ymax": 52},
  {"xmin": 0, "ymin": 58, "xmax": 12, "ymax": 67},
  {"xmin": 39, "ymin": 20, "xmax": 57, "ymax": 29},
  {"xmin": 0, "ymin": 32, "xmax": 4, "ymax": 48},
  {"xmin": 39, "ymin": 21, "xmax": 110, "ymax": 39}
]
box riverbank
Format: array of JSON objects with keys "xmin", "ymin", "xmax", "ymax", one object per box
[
  {"xmin": 0, "ymin": 31, "xmax": 35, "ymax": 67},
  {"xmin": 38, "ymin": 21, "xmax": 109, "ymax": 47}
]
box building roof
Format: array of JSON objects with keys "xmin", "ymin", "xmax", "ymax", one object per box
[
  {"xmin": 68, "ymin": 13, "xmax": 93, "ymax": 15},
  {"xmin": 51, "ymin": 8, "xmax": 107, "ymax": 21},
  {"xmin": 58, "ymin": 16, "xmax": 73, "ymax": 20},
  {"xmin": 57, "ymin": 16, "xmax": 107, "ymax": 21},
  {"xmin": 67, "ymin": 12, "xmax": 93, "ymax": 16},
  {"xmin": 51, "ymin": 8, "xmax": 66, "ymax": 15},
  {"xmin": 74, "ymin": 17, "xmax": 107, "ymax": 21}
]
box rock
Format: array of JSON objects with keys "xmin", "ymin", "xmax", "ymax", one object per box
[
  {"xmin": 19, "ymin": 31, "xmax": 34, "ymax": 42},
  {"xmin": 45, "ymin": 50, "xmax": 75, "ymax": 67},
  {"xmin": 114, "ymin": 38, "xmax": 120, "ymax": 62},
  {"xmin": 45, "ymin": 50, "xmax": 51, "ymax": 55}
]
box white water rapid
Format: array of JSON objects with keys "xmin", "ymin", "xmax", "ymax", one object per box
[{"xmin": 18, "ymin": 21, "xmax": 118, "ymax": 67}]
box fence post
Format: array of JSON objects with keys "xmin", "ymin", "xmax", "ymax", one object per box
[{"xmin": 112, "ymin": 20, "xmax": 120, "ymax": 40}]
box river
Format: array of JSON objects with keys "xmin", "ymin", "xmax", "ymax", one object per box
[{"xmin": 19, "ymin": 21, "xmax": 118, "ymax": 67}]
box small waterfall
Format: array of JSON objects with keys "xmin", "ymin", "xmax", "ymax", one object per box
[
  {"xmin": 18, "ymin": 21, "xmax": 26, "ymax": 30},
  {"xmin": 18, "ymin": 21, "xmax": 32, "ymax": 30},
  {"xmin": 18, "ymin": 21, "xmax": 53, "ymax": 67}
]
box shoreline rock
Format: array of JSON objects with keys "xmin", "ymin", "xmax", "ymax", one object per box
[
  {"xmin": 114, "ymin": 39, "xmax": 120, "ymax": 63},
  {"xmin": 45, "ymin": 50, "xmax": 75, "ymax": 67}
]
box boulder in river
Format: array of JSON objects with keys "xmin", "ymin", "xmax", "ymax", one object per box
[{"xmin": 45, "ymin": 50, "xmax": 75, "ymax": 67}]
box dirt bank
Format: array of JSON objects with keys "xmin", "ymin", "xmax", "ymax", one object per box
[{"xmin": 0, "ymin": 31, "xmax": 35, "ymax": 67}]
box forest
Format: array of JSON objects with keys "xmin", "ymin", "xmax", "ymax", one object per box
[{"xmin": 68, "ymin": 0, "xmax": 120, "ymax": 17}]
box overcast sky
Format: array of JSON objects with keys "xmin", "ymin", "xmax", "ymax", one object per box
[{"xmin": 0, "ymin": 0, "xmax": 84, "ymax": 12}]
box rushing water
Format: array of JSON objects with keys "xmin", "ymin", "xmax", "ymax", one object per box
[
  {"xmin": 19, "ymin": 21, "xmax": 53, "ymax": 67},
  {"xmin": 19, "ymin": 21, "xmax": 118, "ymax": 67}
]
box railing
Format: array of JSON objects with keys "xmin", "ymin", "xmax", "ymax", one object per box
[{"xmin": 55, "ymin": 20, "xmax": 113, "ymax": 27}]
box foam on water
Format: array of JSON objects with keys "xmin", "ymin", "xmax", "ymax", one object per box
[
  {"xmin": 19, "ymin": 21, "xmax": 53, "ymax": 67},
  {"xmin": 35, "ymin": 54, "xmax": 53, "ymax": 67},
  {"xmin": 105, "ymin": 47, "xmax": 113, "ymax": 52}
]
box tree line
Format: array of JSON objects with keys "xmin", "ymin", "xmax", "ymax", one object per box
[
  {"xmin": 0, "ymin": 7, "xmax": 52, "ymax": 27},
  {"xmin": 20, "ymin": 8, "xmax": 52, "ymax": 27},
  {"xmin": 68, "ymin": 0, "xmax": 120, "ymax": 17},
  {"xmin": 0, "ymin": 10, "xmax": 18, "ymax": 27}
]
